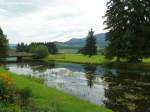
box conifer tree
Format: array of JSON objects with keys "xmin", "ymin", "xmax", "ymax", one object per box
[
  {"xmin": 0, "ymin": 27, "xmax": 8, "ymax": 57},
  {"xmin": 81, "ymin": 29, "xmax": 97, "ymax": 56},
  {"xmin": 104, "ymin": 0, "xmax": 150, "ymax": 62}
]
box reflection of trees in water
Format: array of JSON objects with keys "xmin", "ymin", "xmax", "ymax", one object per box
[
  {"xmin": 17, "ymin": 62, "xmax": 28, "ymax": 68},
  {"xmin": 103, "ymin": 69, "xmax": 150, "ymax": 112},
  {"xmin": 28, "ymin": 61, "xmax": 56, "ymax": 72},
  {"xmin": 84, "ymin": 65, "xmax": 96, "ymax": 88},
  {"xmin": 16, "ymin": 61, "xmax": 56, "ymax": 72}
]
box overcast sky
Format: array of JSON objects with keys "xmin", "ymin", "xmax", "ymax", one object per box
[{"xmin": 0, "ymin": 0, "xmax": 108, "ymax": 44}]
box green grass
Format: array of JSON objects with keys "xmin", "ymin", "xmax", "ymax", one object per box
[
  {"xmin": 44, "ymin": 54, "xmax": 110, "ymax": 64},
  {"xmin": 44, "ymin": 54, "xmax": 150, "ymax": 71},
  {"xmin": 0, "ymin": 68, "xmax": 112, "ymax": 112},
  {"xmin": 143, "ymin": 58, "xmax": 150, "ymax": 63},
  {"xmin": 59, "ymin": 49, "xmax": 78, "ymax": 54}
]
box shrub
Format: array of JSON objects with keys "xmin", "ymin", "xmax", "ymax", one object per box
[
  {"xmin": 0, "ymin": 73, "xmax": 15, "ymax": 103},
  {"xmin": 0, "ymin": 103, "xmax": 21, "ymax": 112},
  {"xmin": 16, "ymin": 87, "xmax": 32, "ymax": 107},
  {"xmin": 30, "ymin": 45, "xmax": 49, "ymax": 59}
]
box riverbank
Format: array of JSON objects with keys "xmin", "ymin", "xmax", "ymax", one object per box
[
  {"xmin": 0, "ymin": 68, "xmax": 112, "ymax": 112},
  {"xmin": 44, "ymin": 54, "xmax": 150, "ymax": 71},
  {"xmin": 44, "ymin": 54, "xmax": 110, "ymax": 64}
]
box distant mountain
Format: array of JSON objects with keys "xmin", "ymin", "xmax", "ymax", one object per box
[
  {"xmin": 9, "ymin": 33, "xmax": 106, "ymax": 50},
  {"xmin": 56, "ymin": 33, "xmax": 106, "ymax": 49}
]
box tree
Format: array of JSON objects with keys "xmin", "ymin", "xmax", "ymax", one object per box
[
  {"xmin": 0, "ymin": 27, "xmax": 8, "ymax": 57},
  {"xmin": 16, "ymin": 42, "xmax": 29, "ymax": 52},
  {"xmin": 104, "ymin": 0, "xmax": 150, "ymax": 62},
  {"xmin": 30, "ymin": 44, "xmax": 49, "ymax": 59},
  {"xmin": 46, "ymin": 42, "xmax": 58, "ymax": 54},
  {"xmin": 81, "ymin": 29, "xmax": 97, "ymax": 56},
  {"xmin": 29, "ymin": 42, "xmax": 58, "ymax": 54}
]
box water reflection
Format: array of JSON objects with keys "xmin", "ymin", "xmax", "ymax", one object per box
[
  {"xmin": 3, "ymin": 61, "xmax": 150, "ymax": 112},
  {"xmin": 5, "ymin": 61, "xmax": 106, "ymax": 105},
  {"xmin": 103, "ymin": 69, "xmax": 150, "ymax": 112},
  {"xmin": 27, "ymin": 61, "xmax": 55, "ymax": 72},
  {"xmin": 84, "ymin": 65, "xmax": 96, "ymax": 88}
]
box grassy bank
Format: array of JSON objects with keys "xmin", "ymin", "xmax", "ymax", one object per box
[
  {"xmin": 44, "ymin": 54, "xmax": 150, "ymax": 71},
  {"xmin": 0, "ymin": 68, "xmax": 112, "ymax": 112},
  {"xmin": 44, "ymin": 54, "xmax": 110, "ymax": 64}
]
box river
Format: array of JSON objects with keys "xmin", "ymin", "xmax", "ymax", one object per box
[{"xmin": 3, "ymin": 60, "xmax": 150, "ymax": 112}]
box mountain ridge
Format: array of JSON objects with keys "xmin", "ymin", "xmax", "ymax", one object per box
[
  {"xmin": 56, "ymin": 33, "xmax": 106, "ymax": 49},
  {"xmin": 9, "ymin": 33, "xmax": 106, "ymax": 49}
]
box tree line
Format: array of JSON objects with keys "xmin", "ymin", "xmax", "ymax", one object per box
[
  {"xmin": 16, "ymin": 42, "xmax": 58, "ymax": 58},
  {"xmin": 16, "ymin": 42, "xmax": 58, "ymax": 54},
  {"xmin": 0, "ymin": 0, "xmax": 150, "ymax": 61},
  {"xmin": 0, "ymin": 28, "xmax": 58, "ymax": 59}
]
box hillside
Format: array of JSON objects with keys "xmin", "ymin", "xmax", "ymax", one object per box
[
  {"xmin": 9, "ymin": 33, "xmax": 106, "ymax": 50},
  {"xmin": 56, "ymin": 33, "xmax": 106, "ymax": 49}
]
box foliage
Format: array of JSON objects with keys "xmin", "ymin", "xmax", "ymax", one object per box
[
  {"xmin": 30, "ymin": 44, "xmax": 49, "ymax": 59},
  {"xmin": 16, "ymin": 43, "xmax": 29, "ymax": 52},
  {"xmin": 16, "ymin": 42, "xmax": 58, "ymax": 55},
  {"xmin": 104, "ymin": 0, "xmax": 150, "ymax": 62},
  {"xmin": 16, "ymin": 87, "xmax": 32, "ymax": 107},
  {"xmin": 46, "ymin": 42, "xmax": 58, "ymax": 54},
  {"xmin": 0, "ymin": 103, "xmax": 21, "ymax": 112},
  {"xmin": 0, "ymin": 27, "xmax": 8, "ymax": 57},
  {"xmin": 0, "ymin": 72, "xmax": 15, "ymax": 103},
  {"xmin": 80, "ymin": 29, "xmax": 97, "ymax": 56}
]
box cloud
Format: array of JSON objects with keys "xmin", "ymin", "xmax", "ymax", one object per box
[{"xmin": 0, "ymin": 0, "xmax": 108, "ymax": 44}]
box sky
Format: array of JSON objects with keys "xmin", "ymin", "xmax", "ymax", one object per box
[{"xmin": 0, "ymin": 0, "xmax": 108, "ymax": 44}]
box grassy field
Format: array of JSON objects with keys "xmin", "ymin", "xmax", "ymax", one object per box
[
  {"xmin": 58, "ymin": 49, "xmax": 78, "ymax": 54},
  {"xmin": 44, "ymin": 54, "xmax": 110, "ymax": 64},
  {"xmin": 0, "ymin": 68, "xmax": 112, "ymax": 112},
  {"xmin": 44, "ymin": 54, "xmax": 150, "ymax": 71},
  {"xmin": 143, "ymin": 58, "xmax": 150, "ymax": 63}
]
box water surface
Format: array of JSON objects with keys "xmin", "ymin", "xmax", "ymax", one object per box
[{"xmin": 3, "ymin": 60, "xmax": 150, "ymax": 112}]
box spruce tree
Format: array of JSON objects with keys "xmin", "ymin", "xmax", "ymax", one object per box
[
  {"xmin": 104, "ymin": 0, "xmax": 150, "ymax": 62},
  {"xmin": 46, "ymin": 42, "xmax": 58, "ymax": 54},
  {"xmin": 0, "ymin": 27, "xmax": 8, "ymax": 57},
  {"xmin": 82, "ymin": 29, "xmax": 97, "ymax": 56}
]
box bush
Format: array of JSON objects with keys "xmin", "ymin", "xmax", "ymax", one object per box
[
  {"xmin": 0, "ymin": 103, "xmax": 21, "ymax": 112},
  {"xmin": 0, "ymin": 73, "xmax": 15, "ymax": 103},
  {"xmin": 30, "ymin": 45, "xmax": 49, "ymax": 59},
  {"xmin": 16, "ymin": 87, "xmax": 32, "ymax": 107}
]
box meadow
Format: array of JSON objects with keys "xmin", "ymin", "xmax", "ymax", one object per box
[
  {"xmin": 44, "ymin": 54, "xmax": 150, "ymax": 71},
  {"xmin": 44, "ymin": 54, "xmax": 109, "ymax": 64}
]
